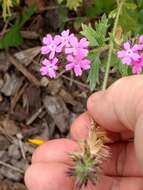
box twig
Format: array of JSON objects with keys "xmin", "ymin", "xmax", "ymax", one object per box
[
  {"xmin": 16, "ymin": 133, "xmax": 26, "ymax": 160},
  {"xmin": 0, "ymin": 161, "xmax": 24, "ymax": 174},
  {"xmin": 11, "ymin": 82, "xmax": 28, "ymax": 111},
  {"xmin": 8, "ymin": 54, "xmax": 41, "ymax": 87},
  {"xmin": 26, "ymin": 106, "xmax": 44, "ymax": 125},
  {"xmin": 62, "ymin": 75, "xmax": 90, "ymax": 89},
  {"xmin": 38, "ymin": 5, "xmax": 66, "ymax": 12}
]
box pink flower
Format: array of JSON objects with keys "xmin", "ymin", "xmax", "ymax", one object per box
[
  {"xmin": 132, "ymin": 57, "xmax": 143, "ymax": 74},
  {"xmin": 65, "ymin": 36, "xmax": 89, "ymax": 57},
  {"xmin": 58, "ymin": 30, "xmax": 74, "ymax": 51},
  {"xmin": 41, "ymin": 34, "xmax": 61, "ymax": 59},
  {"xmin": 117, "ymin": 42, "xmax": 140, "ymax": 65},
  {"xmin": 40, "ymin": 58, "xmax": 58, "ymax": 78},
  {"xmin": 65, "ymin": 53, "xmax": 91, "ymax": 76}
]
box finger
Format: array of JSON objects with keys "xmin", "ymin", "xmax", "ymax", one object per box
[
  {"xmin": 87, "ymin": 75, "xmax": 143, "ymax": 132},
  {"xmin": 70, "ymin": 112, "xmax": 91, "ymax": 140},
  {"xmin": 32, "ymin": 138, "xmax": 142, "ymax": 177},
  {"xmin": 25, "ymin": 162, "xmax": 74, "ymax": 190},
  {"xmin": 87, "ymin": 75, "xmax": 143, "ymax": 170},
  {"xmin": 25, "ymin": 164, "xmax": 143, "ymax": 190},
  {"xmin": 104, "ymin": 142, "xmax": 142, "ymax": 177},
  {"xmin": 135, "ymin": 114, "xmax": 143, "ymax": 170},
  {"xmin": 91, "ymin": 176, "xmax": 143, "ymax": 190},
  {"xmin": 70, "ymin": 112, "xmax": 133, "ymax": 141},
  {"xmin": 32, "ymin": 138, "xmax": 79, "ymax": 164}
]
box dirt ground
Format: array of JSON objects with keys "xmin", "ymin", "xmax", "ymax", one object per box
[{"xmin": 0, "ymin": 1, "xmax": 92, "ymax": 186}]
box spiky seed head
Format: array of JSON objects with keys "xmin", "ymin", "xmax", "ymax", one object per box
[{"xmin": 67, "ymin": 126, "xmax": 110, "ymax": 189}]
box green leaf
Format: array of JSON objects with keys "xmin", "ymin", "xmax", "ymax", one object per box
[
  {"xmin": 94, "ymin": 14, "xmax": 109, "ymax": 46},
  {"xmin": 87, "ymin": 53, "xmax": 100, "ymax": 91},
  {"xmin": 125, "ymin": 3, "xmax": 137, "ymax": 10},
  {"xmin": 0, "ymin": 5, "xmax": 36, "ymax": 49},
  {"xmin": 109, "ymin": 8, "xmax": 117, "ymax": 19},
  {"xmin": 81, "ymin": 24, "xmax": 99, "ymax": 46},
  {"xmin": 118, "ymin": 61, "xmax": 129, "ymax": 76},
  {"xmin": 0, "ymin": 25, "xmax": 23, "ymax": 49},
  {"xmin": 81, "ymin": 15, "xmax": 109, "ymax": 47}
]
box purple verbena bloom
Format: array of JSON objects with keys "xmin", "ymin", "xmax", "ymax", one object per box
[
  {"xmin": 58, "ymin": 30, "xmax": 74, "ymax": 51},
  {"xmin": 117, "ymin": 42, "xmax": 140, "ymax": 65},
  {"xmin": 41, "ymin": 34, "xmax": 61, "ymax": 59},
  {"xmin": 132, "ymin": 56, "xmax": 143, "ymax": 74},
  {"xmin": 65, "ymin": 35, "xmax": 89, "ymax": 57},
  {"xmin": 65, "ymin": 53, "xmax": 91, "ymax": 76},
  {"xmin": 40, "ymin": 58, "xmax": 58, "ymax": 78}
]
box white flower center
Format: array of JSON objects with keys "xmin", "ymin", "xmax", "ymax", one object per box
[
  {"xmin": 49, "ymin": 44, "xmax": 55, "ymax": 51},
  {"xmin": 126, "ymin": 49, "xmax": 133, "ymax": 56}
]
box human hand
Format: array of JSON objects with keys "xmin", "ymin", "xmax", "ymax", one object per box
[{"xmin": 25, "ymin": 75, "xmax": 143, "ymax": 190}]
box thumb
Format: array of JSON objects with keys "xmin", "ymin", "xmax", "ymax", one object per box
[
  {"xmin": 87, "ymin": 75, "xmax": 143, "ymax": 169},
  {"xmin": 87, "ymin": 75, "xmax": 143, "ymax": 132}
]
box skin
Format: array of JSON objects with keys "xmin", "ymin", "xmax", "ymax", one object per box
[{"xmin": 25, "ymin": 75, "xmax": 143, "ymax": 190}]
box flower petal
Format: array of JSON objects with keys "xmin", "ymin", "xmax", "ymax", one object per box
[
  {"xmin": 48, "ymin": 69, "xmax": 56, "ymax": 78},
  {"xmin": 123, "ymin": 42, "xmax": 130, "ymax": 50},
  {"xmin": 79, "ymin": 38, "xmax": 89, "ymax": 48},
  {"xmin": 41, "ymin": 46, "xmax": 50, "ymax": 54},
  {"xmin": 42, "ymin": 34, "xmax": 52, "ymax": 45},
  {"xmin": 54, "ymin": 35, "xmax": 62, "ymax": 45},
  {"xmin": 65, "ymin": 63, "xmax": 74, "ymax": 70},
  {"xmin": 40, "ymin": 67, "xmax": 48, "ymax": 75},
  {"xmin": 117, "ymin": 50, "xmax": 126, "ymax": 58},
  {"xmin": 74, "ymin": 65, "xmax": 82, "ymax": 76},
  {"xmin": 62, "ymin": 29, "xmax": 69, "ymax": 37},
  {"xmin": 66, "ymin": 55, "xmax": 74, "ymax": 62},
  {"xmin": 52, "ymin": 57, "xmax": 58, "ymax": 65},
  {"xmin": 69, "ymin": 35, "xmax": 78, "ymax": 47},
  {"xmin": 80, "ymin": 60, "xmax": 91, "ymax": 70},
  {"xmin": 139, "ymin": 35, "xmax": 143, "ymax": 43},
  {"xmin": 122, "ymin": 57, "xmax": 132, "ymax": 65},
  {"xmin": 41, "ymin": 59, "xmax": 50, "ymax": 66},
  {"xmin": 132, "ymin": 53, "xmax": 140, "ymax": 61}
]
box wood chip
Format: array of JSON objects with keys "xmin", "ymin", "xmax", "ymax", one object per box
[
  {"xmin": 8, "ymin": 54, "xmax": 41, "ymax": 87},
  {"xmin": 14, "ymin": 46, "xmax": 41, "ymax": 66}
]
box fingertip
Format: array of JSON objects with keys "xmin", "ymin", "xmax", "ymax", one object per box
[
  {"xmin": 32, "ymin": 138, "xmax": 79, "ymax": 164},
  {"xmin": 70, "ymin": 112, "xmax": 90, "ymax": 140},
  {"xmin": 25, "ymin": 162, "xmax": 74, "ymax": 190}
]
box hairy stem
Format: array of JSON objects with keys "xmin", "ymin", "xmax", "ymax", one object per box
[{"xmin": 102, "ymin": 0, "xmax": 125, "ymax": 90}]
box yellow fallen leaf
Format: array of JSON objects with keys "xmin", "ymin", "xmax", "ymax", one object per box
[{"xmin": 28, "ymin": 138, "xmax": 45, "ymax": 145}]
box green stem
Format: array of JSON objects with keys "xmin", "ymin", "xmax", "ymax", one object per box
[{"xmin": 102, "ymin": 0, "xmax": 125, "ymax": 90}]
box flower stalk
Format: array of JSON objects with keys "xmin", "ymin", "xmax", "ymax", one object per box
[{"xmin": 102, "ymin": 0, "xmax": 125, "ymax": 90}]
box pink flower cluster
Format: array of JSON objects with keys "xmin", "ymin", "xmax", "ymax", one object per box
[
  {"xmin": 40, "ymin": 30, "xmax": 91, "ymax": 78},
  {"xmin": 117, "ymin": 35, "xmax": 143, "ymax": 74}
]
